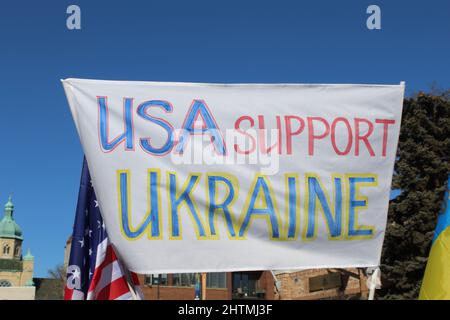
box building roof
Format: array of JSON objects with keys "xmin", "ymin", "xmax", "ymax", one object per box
[{"xmin": 0, "ymin": 196, "xmax": 23, "ymax": 240}]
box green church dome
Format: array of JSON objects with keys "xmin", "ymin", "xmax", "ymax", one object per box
[{"xmin": 0, "ymin": 196, "xmax": 23, "ymax": 240}]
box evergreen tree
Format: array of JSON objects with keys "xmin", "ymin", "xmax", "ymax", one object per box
[{"xmin": 379, "ymin": 91, "xmax": 450, "ymax": 299}]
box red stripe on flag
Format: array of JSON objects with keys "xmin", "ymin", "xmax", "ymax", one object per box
[
  {"xmin": 87, "ymin": 245, "xmax": 117, "ymax": 294},
  {"xmin": 64, "ymin": 287, "xmax": 74, "ymax": 300},
  {"xmin": 96, "ymin": 276, "xmax": 131, "ymax": 300}
]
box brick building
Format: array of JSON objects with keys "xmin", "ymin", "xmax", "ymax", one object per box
[
  {"xmin": 138, "ymin": 268, "xmax": 368, "ymax": 300},
  {"xmin": 138, "ymin": 271, "xmax": 275, "ymax": 300},
  {"xmin": 273, "ymin": 268, "xmax": 368, "ymax": 300}
]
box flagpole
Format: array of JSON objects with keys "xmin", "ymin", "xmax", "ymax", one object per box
[
  {"xmin": 270, "ymin": 270, "xmax": 281, "ymax": 299},
  {"xmin": 368, "ymin": 267, "xmax": 380, "ymax": 300},
  {"xmin": 157, "ymin": 274, "xmax": 161, "ymax": 300}
]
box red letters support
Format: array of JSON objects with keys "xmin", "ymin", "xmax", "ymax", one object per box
[
  {"xmin": 355, "ymin": 118, "xmax": 375, "ymax": 156},
  {"xmin": 285, "ymin": 116, "xmax": 305, "ymax": 155},
  {"xmin": 375, "ymin": 119, "xmax": 396, "ymax": 156},
  {"xmin": 331, "ymin": 117, "xmax": 353, "ymax": 155},
  {"xmin": 307, "ymin": 117, "xmax": 330, "ymax": 156}
]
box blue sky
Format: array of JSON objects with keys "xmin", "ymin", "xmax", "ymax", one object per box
[{"xmin": 0, "ymin": 0, "xmax": 448, "ymax": 277}]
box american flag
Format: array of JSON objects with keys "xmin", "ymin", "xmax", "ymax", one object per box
[{"xmin": 64, "ymin": 158, "xmax": 144, "ymax": 300}]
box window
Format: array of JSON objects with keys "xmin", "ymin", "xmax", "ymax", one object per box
[
  {"xmin": 172, "ymin": 273, "xmax": 197, "ymax": 287},
  {"xmin": 144, "ymin": 274, "xmax": 168, "ymax": 286},
  {"xmin": 232, "ymin": 272, "xmax": 263, "ymax": 298},
  {"xmin": 206, "ymin": 272, "xmax": 227, "ymax": 288},
  {"xmin": 2, "ymin": 244, "xmax": 10, "ymax": 255},
  {"xmin": 0, "ymin": 280, "xmax": 12, "ymax": 287},
  {"xmin": 308, "ymin": 273, "xmax": 342, "ymax": 292}
]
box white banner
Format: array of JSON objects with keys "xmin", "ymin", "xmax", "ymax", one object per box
[{"xmin": 62, "ymin": 78, "xmax": 404, "ymax": 273}]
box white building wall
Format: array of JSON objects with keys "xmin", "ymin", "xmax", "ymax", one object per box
[{"xmin": 0, "ymin": 286, "xmax": 35, "ymax": 300}]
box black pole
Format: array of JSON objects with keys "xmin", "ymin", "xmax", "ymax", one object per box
[{"xmin": 157, "ymin": 274, "xmax": 161, "ymax": 300}]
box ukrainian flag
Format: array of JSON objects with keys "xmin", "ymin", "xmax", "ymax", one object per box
[{"xmin": 419, "ymin": 176, "xmax": 450, "ymax": 299}]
